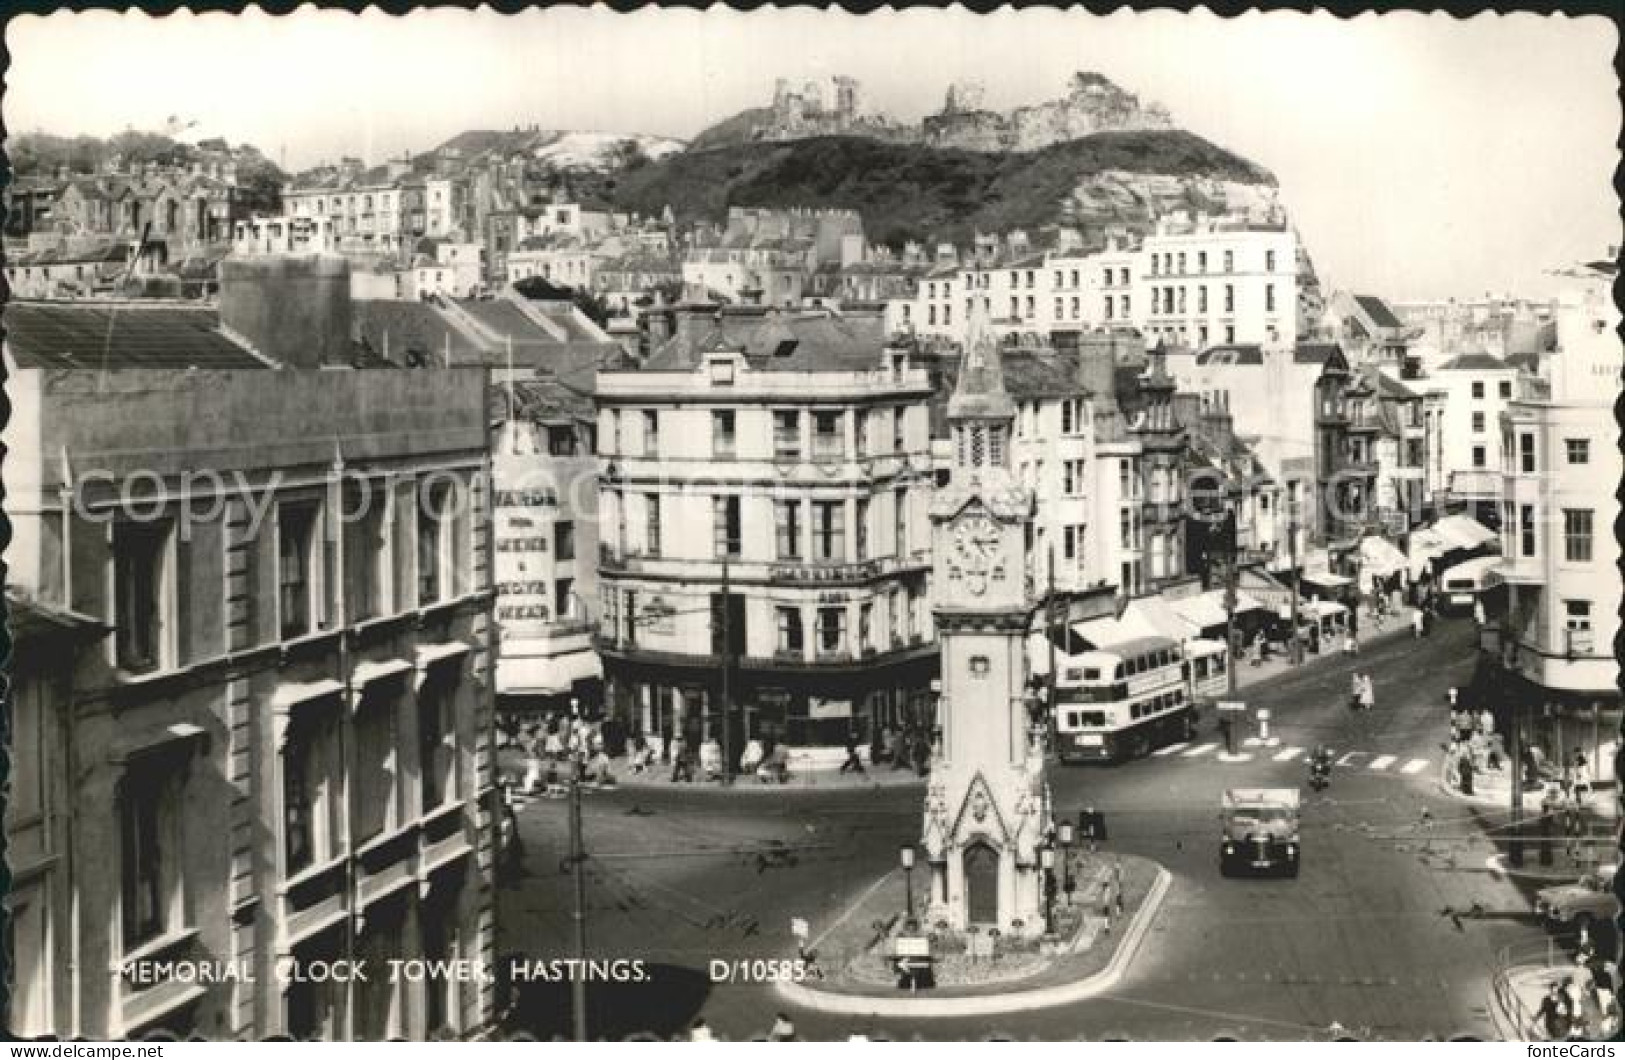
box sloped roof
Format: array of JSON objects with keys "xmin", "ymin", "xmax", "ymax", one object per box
[
  {"xmin": 493, "ymin": 375, "xmax": 595, "ymax": 425},
  {"xmin": 352, "ymin": 300, "xmax": 485, "ymax": 366},
  {"xmin": 999, "ymin": 347, "xmax": 1079, "ymax": 400},
  {"xmin": 1354, "ymin": 295, "xmax": 1402, "ymax": 329},
  {"xmin": 643, "ymin": 309, "xmax": 884, "ymax": 373},
  {"xmin": 1438, "ymin": 351, "xmax": 1509, "ymax": 371},
  {"xmin": 1292, "ymin": 342, "xmax": 1344, "ymax": 365},
  {"xmin": 5, "ymin": 302, "xmax": 270, "ymax": 370}
]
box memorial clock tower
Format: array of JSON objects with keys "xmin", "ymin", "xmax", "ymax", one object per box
[{"xmin": 921, "ymin": 319, "xmax": 1052, "ymax": 937}]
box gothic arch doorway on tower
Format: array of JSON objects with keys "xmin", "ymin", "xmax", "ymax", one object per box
[{"xmin": 963, "ymin": 840, "xmax": 1000, "ymax": 926}]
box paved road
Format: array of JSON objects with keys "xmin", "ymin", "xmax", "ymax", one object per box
[{"xmin": 496, "ymin": 617, "xmax": 1556, "ymax": 1041}]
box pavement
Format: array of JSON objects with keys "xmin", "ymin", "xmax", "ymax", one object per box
[
  {"xmin": 1232, "ymin": 602, "xmax": 1427, "ymax": 692},
  {"xmin": 776, "ymin": 861, "xmax": 1172, "ymax": 1017},
  {"xmin": 493, "ymin": 616, "xmax": 1559, "ymax": 1041}
]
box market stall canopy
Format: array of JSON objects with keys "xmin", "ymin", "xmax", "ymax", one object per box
[
  {"xmin": 1359, "ymin": 535, "xmax": 1409, "ymax": 580},
  {"xmin": 1303, "ymin": 599, "xmax": 1349, "ymax": 619}
]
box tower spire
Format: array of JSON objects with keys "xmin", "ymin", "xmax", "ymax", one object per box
[{"xmin": 949, "ymin": 299, "xmax": 1014, "ymax": 424}]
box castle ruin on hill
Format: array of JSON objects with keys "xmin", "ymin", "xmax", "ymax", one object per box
[{"xmin": 742, "ymin": 71, "xmax": 1174, "ymax": 152}]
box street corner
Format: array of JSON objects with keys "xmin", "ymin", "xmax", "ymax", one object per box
[{"xmin": 775, "ymin": 858, "xmax": 1173, "ymax": 1018}]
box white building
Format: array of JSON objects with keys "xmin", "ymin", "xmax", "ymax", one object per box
[
  {"xmin": 898, "ymin": 215, "xmax": 1303, "ymax": 351},
  {"xmin": 595, "ymin": 308, "xmax": 939, "ymax": 748},
  {"xmin": 1489, "ymin": 258, "xmax": 1620, "ymax": 773},
  {"xmin": 232, "ymin": 214, "xmax": 340, "ymax": 256},
  {"xmin": 1421, "ymin": 351, "xmax": 1523, "ymax": 526}
]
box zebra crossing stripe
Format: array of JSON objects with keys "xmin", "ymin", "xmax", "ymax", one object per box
[
  {"xmin": 1368, "ymin": 755, "xmax": 1397, "ymax": 772},
  {"xmin": 1154, "ymin": 742, "xmax": 1190, "ymax": 757},
  {"xmin": 1183, "ymin": 743, "xmax": 1218, "ymax": 758},
  {"xmin": 1273, "ymin": 747, "xmax": 1304, "ymax": 763},
  {"xmin": 1401, "ymin": 759, "xmax": 1430, "ymax": 775},
  {"xmin": 1336, "ymin": 751, "xmax": 1366, "ymax": 767}
]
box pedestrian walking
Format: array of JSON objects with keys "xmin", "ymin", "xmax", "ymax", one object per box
[
  {"xmin": 689, "ymin": 1019, "xmax": 715, "ymax": 1042},
  {"xmin": 1534, "ymin": 982, "xmax": 1574, "ymax": 1040},
  {"xmin": 1359, "ymin": 674, "xmax": 1375, "ymax": 712},
  {"xmin": 1350, "ymin": 672, "xmax": 1364, "ymax": 711},
  {"xmin": 1342, "ymin": 629, "xmax": 1357, "ymax": 656},
  {"xmin": 1412, "ymin": 608, "xmax": 1425, "ymax": 638},
  {"xmin": 839, "ymin": 727, "xmax": 867, "ymax": 776},
  {"xmin": 1458, "ymin": 749, "xmax": 1475, "ymax": 795},
  {"xmin": 1570, "ymin": 749, "xmax": 1592, "ymax": 803}
]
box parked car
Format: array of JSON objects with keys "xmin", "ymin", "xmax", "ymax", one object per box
[{"xmin": 1535, "ymin": 866, "xmax": 1618, "ymax": 930}]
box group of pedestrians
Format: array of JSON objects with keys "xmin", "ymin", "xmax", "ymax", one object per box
[
  {"xmin": 1533, "ymin": 962, "xmax": 1621, "ymax": 1040},
  {"xmin": 516, "ymin": 709, "xmax": 612, "ymax": 793}
]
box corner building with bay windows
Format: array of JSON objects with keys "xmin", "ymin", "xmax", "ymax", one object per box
[
  {"xmin": 594, "ymin": 307, "xmax": 939, "ymax": 748},
  {"xmin": 2, "ymin": 283, "xmax": 495, "ymax": 1040}
]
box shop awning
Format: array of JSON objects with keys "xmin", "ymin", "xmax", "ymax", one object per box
[
  {"xmin": 1124, "ymin": 594, "xmax": 1201, "ymax": 641},
  {"xmin": 1359, "ymin": 535, "xmax": 1409, "ymax": 579},
  {"xmin": 496, "ymin": 650, "xmax": 602, "ymax": 696},
  {"xmin": 1171, "ymin": 593, "xmax": 1230, "ymax": 631},
  {"xmin": 1304, "ymin": 600, "xmax": 1348, "ymax": 619},
  {"xmin": 1435, "ymin": 514, "xmax": 1498, "ymax": 550},
  {"xmin": 1440, "ymin": 555, "xmax": 1505, "ymax": 590},
  {"xmin": 1301, "ymin": 571, "xmax": 1352, "ymax": 591},
  {"xmin": 1071, "ymin": 610, "xmax": 1162, "ymax": 651}
]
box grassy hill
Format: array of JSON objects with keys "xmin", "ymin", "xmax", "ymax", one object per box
[{"xmin": 610, "ymin": 129, "xmax": 1276, "ymax": 247}]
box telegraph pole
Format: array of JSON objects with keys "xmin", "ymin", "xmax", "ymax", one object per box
[
  {"xmin": 1046, "ymin": 542, "xmax": 1059, "ymax": 720},
  {"xmin": 568, "ymin": 765, "xmax": 589, "ymax": 1040},
  {"xmin": 1223, "ymin": 505, "xmax": 1239, "ymax": 693},
  {"xmin": 1508, "ymin": 680, "xmax": 1525, "ymax": 867},
  {"xmin": 1288, "ymin": 484, "xmax": 1302, "ymax": 667},
  {"xmin": 720, "ymin": 558, "xmax": 734, "ymax": 785}
]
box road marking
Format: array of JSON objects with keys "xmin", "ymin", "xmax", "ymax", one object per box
[
  {"xmin": 1402, "ymin": 759, "xmax": 1431, "ymax": 775},
  {"xmin": 1274, "ymin": 747, "xmax": 1305, "ymax": 762},
  {"xmin": 1368, "ymin": 755, "xmax": 1397, "ymax": 772},
  {"xmin": 1336, "ymin": 751, "xmax": 1368, "ymax": 767},
  {"xmin": 1182, "ymin": 743, "xmax": 1218, "ymax": 758},
  {"xmin": 1154, "ymin": 742, "xmax": 1190, "ymax": 757}
]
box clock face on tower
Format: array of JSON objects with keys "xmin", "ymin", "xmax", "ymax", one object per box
[{"xmin": 950, "ymin": 511, "xmax": 1001, "ymax": 596}]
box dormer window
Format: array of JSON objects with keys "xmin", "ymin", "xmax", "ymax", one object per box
[{"xmin": 708, "ymin": 359, "xmax": 735, "ymax": 386}]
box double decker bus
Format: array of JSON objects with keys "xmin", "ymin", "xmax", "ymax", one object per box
[
  {"xmin": 1054, "ymin": 636, "xmax": 1197, "ymax": 763},
  {"xmin": 1184, "ymin": 637, "xmax": 1230, "ymax": 706}
]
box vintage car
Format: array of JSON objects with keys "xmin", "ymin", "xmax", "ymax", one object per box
[
  {"xmin": 1220, "ymin": 787, "xmax": 1301, "ymax": 878},
  {"xmin": 1534, "ymin": 866, "xmax": 1618, "ymax": 930}
]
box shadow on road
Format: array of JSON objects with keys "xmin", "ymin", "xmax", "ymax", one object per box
[{"xmin": 496, "ymin": 958, "xmax": 713, "ymax": 1041}]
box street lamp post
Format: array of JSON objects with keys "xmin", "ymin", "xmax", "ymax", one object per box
[
  {"xmin": 900, "ymin": 844, "xmax": 917, "ymax": 925},
  {"xmin": 1057, "ymin": 821, "xmax": 1076, "ymax": 906},
  {"xmin": 1040, "ymin": 845, "xmax": 1057, "ymax": 936}
]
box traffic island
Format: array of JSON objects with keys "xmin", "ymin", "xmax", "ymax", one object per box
[{"xmin": 778, "ymin": 854, "xmax": 1170, "ymax": 1017}]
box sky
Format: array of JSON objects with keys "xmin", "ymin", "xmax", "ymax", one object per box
[{"xmin": 5, "ymin": 6, "xmax": 1618, "ymax": 301}]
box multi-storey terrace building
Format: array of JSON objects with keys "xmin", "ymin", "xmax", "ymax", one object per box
[
  {"xmin": 489, "ymin": 374, "xmax": 603, "ymax": 718},
  {"xmin": 594, "ymin": 307, "xmax": 939, "ymax": 750},
  {"xmin": 1421, "ymin": 350, "xmax": 1525, "ymax": 528},
  {"xmin": 1, "ymin": 259, "xmax": 496, "ymax": 1041},
  {"xmin": 1488, "ymin": 258, "xmax": 1621, "ymax": 772},
  {"xmin": 900, "ymin": 215, "xmax": 1305, "ymax": 351}
]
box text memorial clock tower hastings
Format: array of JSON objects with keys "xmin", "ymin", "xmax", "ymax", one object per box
[{"xmin": 921, "ymin": 320, "xmax": 1053, "ymax": 937}]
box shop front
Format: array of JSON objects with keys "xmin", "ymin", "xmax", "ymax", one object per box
[{"xmin": 601, "ymin": 641, "xmax": 939, "ymax": 758}]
